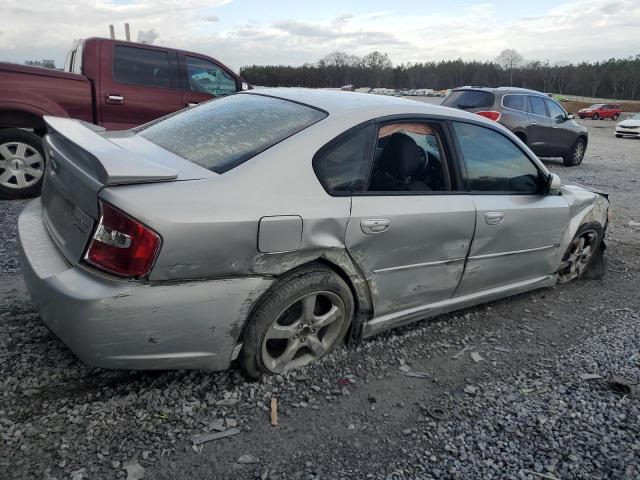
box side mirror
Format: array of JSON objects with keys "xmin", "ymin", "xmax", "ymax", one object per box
[
  {"xmin": 546, "ymin": 173, "xmax": 562, "ymax": 195},
  {"xmin": 566, "ymin": 113, "xmax": 575, "ymax": 120}
]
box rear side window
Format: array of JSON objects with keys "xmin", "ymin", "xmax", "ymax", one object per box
[
  {"xmin": 113, "ymin": 46, "xmax": 171, "ymax": 88},
  {"xmin": 314, "ymin": 126, "xmax": 374, "ymax": 194},
  {"xmin": 453, "ymin": 122, "xmax": 540, "ymax": 194},
  {"xmin": 529, "ymin": 96, "xmax": 548, "ymax": 117},
  {"xmin": 503, "ymin": 94, "xmax": 527, "ymax": 112},
  {"xmin": 442, "ymin": 90, "xmax": 495, "ymax": 109},
  {"xmin": 137, "ymin": 94, "xmax": 327, "ymax": 173}
]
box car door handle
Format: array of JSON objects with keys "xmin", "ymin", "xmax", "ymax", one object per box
[
  {"xmin": 485, "ymin": 212, "xmax": 505, "ymax": 225},
  {"xmin": 106, "ymin": 94, "xmax": 124, "ymax": 105},
  {"xmin": 361, "ymin": 218, "xmax": 391, "ymax": 235}
]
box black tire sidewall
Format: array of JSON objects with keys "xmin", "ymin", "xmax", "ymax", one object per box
[
  {"xmin": 561, "ymin": 222, "xmax": 605, "ymax": 281},
  {"xmin": 0, "ymin": 129, "xmax": 45, "ymax": 199},
  {"xmin": 563, "ymin": 138, "xmax": 586, "ymax": 167},
  {"xmin": 239, "ymin": 266, "xmax": 354, "ymax": 378}
]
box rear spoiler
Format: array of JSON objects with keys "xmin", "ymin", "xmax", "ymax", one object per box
[{"xmin": 44, "ymin": 116, "xmax": 178, "ymax": 186}]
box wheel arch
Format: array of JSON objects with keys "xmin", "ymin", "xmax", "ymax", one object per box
[
  {"xmin": 239, "ymin": 252, "xmax": 374, "ymax": 346},
  {"xmin": 0, "ymin": 109, "xmax": 47, "ymax": 135}
]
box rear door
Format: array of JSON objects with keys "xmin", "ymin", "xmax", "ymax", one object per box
[
  {"xmin": 180, "ymin": 55, "xmax": 239, "ymax": 108},
  {"xmin": 337, "ymin": 119, "xmax": 476, "ymax": 317},
  {"xmin": 526, "ymin": 95, "xmax": 554, "ymax": 156},
  {"xmin": 451, "ymin": 121, "xmax": 569, "ymax": 296},
  {"xmin": 98, "ymin": 44, "xmax": 184, "ymax": 130}
]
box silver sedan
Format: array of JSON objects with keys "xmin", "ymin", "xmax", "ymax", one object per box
[{"xmin": 18, "ymin": 89, "xmax": 610, "ymax": 377}]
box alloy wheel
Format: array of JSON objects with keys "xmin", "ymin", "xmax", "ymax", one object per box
[
  {"xmin": 0, "ymin": 142, "xmax": 44, "ymax": 190},
  {"xmin": 573, "ymin": 141, "xmax": 585, "ymax": 164},
  {"xmin": 260, "ymin": 291, "xmax": 347, "ymax": 373},
  {"xmin": 558, "ymin": 230, "xmax": 599, "ymax": 283}
]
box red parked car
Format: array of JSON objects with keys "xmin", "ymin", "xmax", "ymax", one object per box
[
  {"xmin": 0, "ymin": 37, "xmax": 248, "ymax": 198},
  {"xmin": 578, "ymin": 103, "xmax": 622, "ymax": 120}
]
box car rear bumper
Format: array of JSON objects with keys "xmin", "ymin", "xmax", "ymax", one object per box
[{"xmin": 18, "ymin": 199, "xmax": 274, "ymax": 371}]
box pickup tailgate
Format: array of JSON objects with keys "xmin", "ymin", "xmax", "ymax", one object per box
[{"xmin": 41, "ymin": 116, "xmax": 213, "ymax": 264}]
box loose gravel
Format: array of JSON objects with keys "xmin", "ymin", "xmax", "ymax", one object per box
[{"xmin": 1, "ymin": 117, "xmax": 639, "ymax": 479}]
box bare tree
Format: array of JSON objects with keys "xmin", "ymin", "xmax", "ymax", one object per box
[{"xmin": 496, "ymin": 49, "xmax": 523, "ymax": 86}]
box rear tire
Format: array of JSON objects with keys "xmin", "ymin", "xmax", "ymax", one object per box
[
  {"xmin": 593, "ymin": 113, "xmax": 600, "ymax": 120},
  {"xmin": 612, "ymin": 113, "xmax": 619, "ymax": 120},
  {"xmin": 563, "ymin": 137, "xmax": 586, "ymax": 167},
  {"xmin": 239, "ymin": 264, "xmax": 354, "ymax": 379},
  {"xmin": 0, "ymin": 129, "xmax": 45, "ymax": 199}
]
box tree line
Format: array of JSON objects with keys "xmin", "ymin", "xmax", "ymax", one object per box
[{"xmin": 240, "ymin": 50, "xmax": 640, "ymax": 101}]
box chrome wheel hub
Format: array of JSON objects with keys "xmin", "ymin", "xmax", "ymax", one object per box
[
  {"xmin": 261, "ymin": 291, "xmax": 346, "ymax": 373},
  {"xmin": 0, "ymin": 142, "xmax": 44, "ymax": 189},
  {"xmin": 558, "ymin": 230, "xmax": 599, "ymax": 283}
]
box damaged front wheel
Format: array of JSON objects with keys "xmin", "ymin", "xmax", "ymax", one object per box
[{"xmin": 558, "ymin": 224, "xmax": 605, "ymax": 283}]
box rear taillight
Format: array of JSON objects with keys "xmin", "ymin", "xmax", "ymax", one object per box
[
  {"xmin": 476, "ymin": 111, "xmax": 501, "ymax": 121},
  {"xmin": 85, "ymin": 201, "xmax": 160, "ymax": 278}
]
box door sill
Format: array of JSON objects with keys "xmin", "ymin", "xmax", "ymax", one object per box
[{"xmin": 362, "ymin": 274, "xmax": 556, "ymax": 337}]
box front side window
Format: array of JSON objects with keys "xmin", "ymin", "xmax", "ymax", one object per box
[
  {"xmin": 368, "ymin": 122, "xmax": 449, "ymax": 192},
  {"xmin": 185, "ymin": 56, "xmax": 237, "ymax": 96},
  {"xmin": 545, "ymin": 99, "xmax": 566, "ymax": 121},
  {"xmin": 113, "ymin": 46, "xmax": 171, "ymax": 88},
  {"xmin": 137, "ymin": 94, "xmax": 326, "ymax": 173},
  {"xmin": 503, "ymin": 94, "xmax": 527, "ymax": 112},
  {"xmin": 453, "ymin": 122, "xmax": 540, "ymax": 194},
  {"xmin": 529, "ymin": 96, "xmax": 548, "ymax": 117},
  {"xmin": 314, "ymin": 126, "xmax": 373, "ymax": 194}
]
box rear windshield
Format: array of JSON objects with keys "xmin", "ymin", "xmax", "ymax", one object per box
[
  {"xmin": 136, "ymin": 94, "xmax": 327, "ymax": 173},
  {"xmin": 442, "ymin": 90, "xmax": 495, "ymax": 109}
]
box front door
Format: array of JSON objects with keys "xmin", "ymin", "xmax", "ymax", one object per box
[
  {"xmin": 180, "ymin": 55, "xmax": 239, "ymax": 108},
  {"xmin": 99, "ymin": 44, "xmax": 184, "ymax": 130},
  {"xmin": 527, "ymin": 95, "xmax": 554, "ymax": 156},
  {"xmin": 343, "ymin": 120, "xmax": 476, "ymax": 316},
  {"xmin": 451, "ymin": 121, "xmax": 570, "ymax": 296}
]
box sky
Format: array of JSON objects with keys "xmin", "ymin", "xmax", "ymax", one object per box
[{"xmin": 0, "ymin": 0, "xmax": 639, "ymax": 71}]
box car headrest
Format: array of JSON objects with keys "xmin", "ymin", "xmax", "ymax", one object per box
[{"xmin": 378, "ymin": 133, "xmax": 423, "ymax": 179}]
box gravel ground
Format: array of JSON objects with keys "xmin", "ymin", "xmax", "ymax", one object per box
[{"xmin": 1, "ymin": 118, "xmax": 639, "ymax": 480}]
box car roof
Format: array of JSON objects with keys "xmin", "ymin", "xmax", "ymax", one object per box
[
  {"xmin": 244, "ymin": 88, "xmax": 490, "ymax": 123},
  {"xmin": 454, "ymin": 86, "xmax": 547, "ymax": 96}
]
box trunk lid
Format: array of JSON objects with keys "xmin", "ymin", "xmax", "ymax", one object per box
[{"xmin": 41, "ymin": 116, "xmax": 213, "ymax": 264}]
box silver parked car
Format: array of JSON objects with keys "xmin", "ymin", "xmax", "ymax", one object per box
[{"xmin": 18, "ymin": 89, "xmax": 610, "ymax": 378}]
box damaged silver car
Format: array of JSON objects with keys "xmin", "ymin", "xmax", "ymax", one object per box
[{"xmin": 18, "ymin": 89, "xmax": 610, "ymax": 378}]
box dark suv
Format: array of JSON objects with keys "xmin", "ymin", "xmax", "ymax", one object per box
[{"xmin": 442, "ymin": 87, "xmax": 588, "ymax": 166}]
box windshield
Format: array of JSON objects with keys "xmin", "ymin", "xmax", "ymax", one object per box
[
  {"xmin": 136, "ymin": 93, "xmax": 327, "ymax": 173},
  {"xmin": 442, "ymin": 90, "xmax": 495, "ymax": 110},
  {"xmin": 589, "ymin": 104, "xmax": 605, "ymax": 109}
]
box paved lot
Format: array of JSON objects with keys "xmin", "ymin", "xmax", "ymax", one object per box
[{"xmin": 1, "ymin": 117, "xmax": 639, "ymax": 479}]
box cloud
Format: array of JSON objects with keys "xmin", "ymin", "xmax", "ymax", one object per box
[{"xmin": 0, "ymin": 0, "xmax": 638, "ymax": 70}]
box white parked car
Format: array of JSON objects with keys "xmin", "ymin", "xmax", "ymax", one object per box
[{"xmin": 615, "ymin": 113, "xmax": 640, "ymax": 138}]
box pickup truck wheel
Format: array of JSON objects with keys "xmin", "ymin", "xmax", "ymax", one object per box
[
  {"xmin": 563, "ymin": 137, "xmax": 586, "ymax": 167},
  {"xmin": 0, "ymin": 129, "xmax": 45, "ymax": 199}
]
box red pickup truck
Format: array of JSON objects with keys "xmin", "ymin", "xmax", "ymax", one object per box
[{"xmin": 0, "ymin": 37, "xmax": 248, "ymax": 199}]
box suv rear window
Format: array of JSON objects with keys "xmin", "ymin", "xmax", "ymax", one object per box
[
  {"xmin": 136, "ymin": 94, "xmax": 327, "ymax": 173},
  {"xmin": 442, "ymin": 90, "xmax": 495, "ymax": 109}
]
